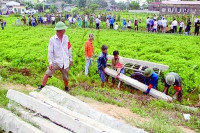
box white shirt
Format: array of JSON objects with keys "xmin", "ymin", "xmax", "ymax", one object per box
[
  {"xmin": 170, "ymin": 24, "xmax": 174, "ymax": 29},
  {"xmin": 172, "ymin": 20, "xmax": 178, "ymax": 26},
  {"xmin": 85, "ymin": 16, "xmax": 88, "ymax": 22},
  {"xmin": 180, "ymin": 22, "xmax": 184, "ymax": 28},
  {"xmin": 48, "ymin": 35, "xmax": 72, "ymax": 69},
  {"xmin": 44, "ymin": 17, "xmax": 47, "ymax": 22},
  {"xmin": 153, "ymin": 21, "xmax": 157, "ymax": 29},
  {"xmin": 95, "ymin": 18, "xmax": 101, "ymax": 24},
  {"xmin": 195, "ymin": 18, "xmax": 199, "ymax": 23},
  {"xmin": 128, "ymin": 21, "xmax": 131, "ymax": 26},
  {"xmin": 52, "ymin": 17, "xmax": 55, "ymax": 21},
  {"xmin": 146, "ymin": 19, "xmax": 149, "ymax": 24},
  {"xmin": 161, "ymin": 19, "xmax": 167, "ymax": 27},
  {"xmin": 114, "ymin": 25, "xmax": 118, "ymax": 30}
]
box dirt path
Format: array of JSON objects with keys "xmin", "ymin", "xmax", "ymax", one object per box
[
  {"xmin": 76, "ymin": 96, "xmax": 196, "ymax": 133},
  {"xmin": 0, "ymin": 83, "xmax": 36, "ymax": 91}
]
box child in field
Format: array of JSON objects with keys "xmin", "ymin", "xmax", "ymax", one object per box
[
  {"xmin": 97, "ymin": 45, "xmax": 108, "ymax": 87},
  {"xmin": 114, "ymin": 23, "xmax": 119, "ymax": 30}
]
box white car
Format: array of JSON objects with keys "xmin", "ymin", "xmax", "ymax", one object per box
[{"xmin": 25, "ymin": 9, "xmax": 38, "ymax": 14}]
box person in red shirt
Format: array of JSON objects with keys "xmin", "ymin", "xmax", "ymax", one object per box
[{"xmin": 85, "ymin": 34, "xmax": 94, "ymax": 75}]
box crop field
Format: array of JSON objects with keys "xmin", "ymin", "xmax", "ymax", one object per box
[{"xmin": 0, "ymin": 16, "xmax": 200, "ymax": 132}]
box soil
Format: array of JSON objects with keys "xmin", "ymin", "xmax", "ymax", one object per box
[
  {"xmin": 0, "ymin": 83, "xmax": 35, "ymax": 91},
  {"xmin": 76, "ymin": 96, "xmax": 149, "ymax": 125}
]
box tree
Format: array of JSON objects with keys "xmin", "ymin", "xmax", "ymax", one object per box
[
  {"xmin": 129, "ymin": 1, "xmax": 140, "ymax": 10},
  {"xmin": 61, "ymin": 3, "xmax": 66, "ymax": 11},
  {"xmin": 34, "ymin": 3, "xmax": 43, "ymax": 11},
  {"xmin": 92, "ymin": 0, "xmax": 107, "ymax": 8},
  {"xmin": 77, "ymin": 0, "xmax": 86, "ymax": 9},
  {"xmin": 25, "ymin": 2, "xmax": 34, "ymax": 9},
  {"xmin": 110, "ymin": 0, "xmax": 116, "ymax": 5},
  {"xmin": 117, "ymin": 2, "xmax": 126, "ymax": 10},
  {"xmin": 90, "ymin": 4, "xmax": 98, "ymax": 12},
  {"xmin": 50, "ymin": 5, "xmax": 57, "ymax": 13}
]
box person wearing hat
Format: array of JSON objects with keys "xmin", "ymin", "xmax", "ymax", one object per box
[
  {"xmin": 144, "ymin": 68, "xmax": 159, "ymax": 94},
  {"xmin": 97, "ymin": 45, "xmax": 108, "ymax": 88},
  {"xmin": 84, "ymin": 33, "xmax": 94, "ymax": 76},
  {"xmin": 163, "ymin": 72, "xmax": 182, "ymax": 101},
  {"xmin": 38, "ymin": 21, "xmax": 73, "ymax": 92},
  {"xmin": 111, "ymin": 50, "xmax": 124, "ymax": 89}
]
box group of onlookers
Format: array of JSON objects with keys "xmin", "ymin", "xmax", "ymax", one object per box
[
  {"xmin": 146, "ymin": 16, "xmax": 200, "ymax": 36},
  {"xmin": 0, "ymin": 19, "xmax": 6, "ymax": 30}
]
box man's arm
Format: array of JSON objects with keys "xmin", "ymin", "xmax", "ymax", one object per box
[
  {"xmin": 68, "ymin": 42, "xmax": 73, "ymax": 65},
  {"xmin": 85, "ymin": 42, "xmax": 88, "ymax": 57},
  {"xmin": 48, "ymin": 39, "xmax": 53, "ymax": 65}
]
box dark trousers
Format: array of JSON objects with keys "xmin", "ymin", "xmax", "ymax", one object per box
[
  {"xmin": 173, "ymin": 26, "xmax": 177, "ymax": 32},
  {"xmin": 96, "ymin": 23, "xmax": 99, "ymax": 29},
  {"xmin": 179, "ymin": 27, "xmax": 183, "ymax": 34},
  {"xmin": 195, "ymin": 28, "xmax": 199, "ymax": 36},
  {"xmin": 147, "ymin": 24, "xmax": 150, "ymax": 32},
  {"xmin": 110, "ymin": 24, "xmax": 113, "ymax": 29}
]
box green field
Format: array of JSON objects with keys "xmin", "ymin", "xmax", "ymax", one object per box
[{"xmin": 0, "ymin": 16, "xmax": 200, "ymax": 132}]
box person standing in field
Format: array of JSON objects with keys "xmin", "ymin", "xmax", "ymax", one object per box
[
  {"xmin": 163, "ymin": 72, "xmax": 182, "ymax": 102},
  {"xmin": 185, "ymin": 19, "xmax": 192, "ymax": 35},
  {"xmin": 170, "ymin": 22, "xmax": 174, "ymax": 33},
  {"xmin": 84, "ymin": 15, "xmax": 88, "ymax": 28},
  {"xmin": 122, "ymin": 19, "xmax": 127, "ymax": 30},
  {"xmin": 114, "ymin": 23, "xmax": 119, "ymax": 30},
  {"xmin": 38, "ymin": 21, "xmax": 73, "ymax": 92},
  {"xmin": 144, "ymin": 68, "xmax": 159, "ymax": 94},
  {"xmin": 52, "ymin": 15, "xmax": 56, "ymax": 25},
  {"xmin": 84, "ymin": 34, "xmax": 94, "ymax": 76},
  {"xmin": 134, "ymin": 19, "xmax": 138, "ymax": 31},
  {"xmin": 110, "ymin": 17, "xmax": 115, "ymax": 29},
  {"xmin": 127, "ymin": 20, "xmax": 132, "ymax": 29},
  {"xmin": 95, "ymin": 17, "xmax": 101, "ymax": 30},
  {"xmin": 179, "ymin": 20, "xmax": 184, "ymax": 34},
  {"xmin": 106, "ymin": 18, "xmax": 110, "ymax": 28},
  {"xmin": 21, "ymin": 15, "xmax": 26, "ymax": 25},
  {"xmin": 77, "ymin": 16, "xmax": 82, "ymax": 28},
  {"xmin": 111, "ymin": 50, "xmax": 125, "ymax": 89},
  {"xmin": 31, "ymin": 15, "xmax": 36, "ymax": 27},
  {"xmin": 0, "ymin": 19, "xmax": 4, "ymax": 30},
  {"xmin": 194, "ymin": 20, "xmax": 200, "ymax": 36},
  {"xmin": 161, "ymin": 18, "xmax": 167, "ymax": 33},
  {"xmin": 152, "ymin": 19, "xmax": 158, "ymax": 32},
  {"xmin": 97, "ymin": 45, "xmax": 108, "ymax": 88},
  {"xmin": 172, "ymin": 18, "xmax": 178, "ymax": 33}
]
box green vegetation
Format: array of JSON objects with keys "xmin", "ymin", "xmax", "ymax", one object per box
[{"xmin": 0, "ymin": 16, "xmax": 200, "ymax": 132}]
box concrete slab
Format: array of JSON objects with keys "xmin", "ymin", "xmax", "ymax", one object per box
[
  {"xmin": 105, "ymin": 68, "xmax": 172, "ymax": 101},
  {"xmin": 8, "ymin": 101, "xmax": 72, "ymax": 133},
  {"xmin": 0, "ymin": 108, "xmax": 43, "ymax": 133},
  {"xmin": 38, "ymin": 86, "xmax": 147, "ymax": 133},
  {"xmin": 107, "ymin": 55, "xmax": 169, "ymax": 71},
  {"xmin": 29, "ymin": 91, "xmax": 124, "ymax": 133},
  {"xmin": 6, "ymin": 89, "xmax": 124, "ymax": 133}
]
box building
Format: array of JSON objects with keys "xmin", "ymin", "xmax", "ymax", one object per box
[
  {"xmin": 148, "ymin": 1, "xmax": 200, "ymax": 15},
  {"xmin": 0, "ymin": 1, "xmax": 25, "ymax": 14}
]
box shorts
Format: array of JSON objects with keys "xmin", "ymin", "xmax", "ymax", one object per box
[
  {"xmin": 45, "ymin": 63, "xmax": 69, "ymax": 81},
  {"xmin": 98, "ymin": 69, "xmax": 107, "ymax": 82}
]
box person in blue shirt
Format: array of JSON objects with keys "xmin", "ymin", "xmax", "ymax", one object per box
[
  {"xmin": 97, "ymin": 45, "xmax": 108, "ymax": 87},
  {"xmin": 144, "ymin": 68, "xmax": 159, "ymax": 94},
  {"xmin": 110, "ymin": 17, "xmax": 115, "ymax": 29},
  {"xmin": 123, "ymin": 19, "xmax": 127, "ymax": 30}
]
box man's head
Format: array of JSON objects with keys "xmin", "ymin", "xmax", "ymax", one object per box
[
  {"xmin": 101, "ymin": 45, "xmax": 108, "ymax": 54},
  {"xmin": 113, "ymin": 50, "xmax": 119, "ymax": 60},
  {"xmin": 144, "ymin": 68, "xmax": 153, "ymax": 78},
  {"xmin": 166, "ymin": 74, "xmax": 175, "ymax": 85},
  {"xmin": 89, "ymin": 33, "xmax": 94, "ymax": 41},
  {"xmin": 54, "ymin": 21, "xmax": 67, "ymax": 36}
]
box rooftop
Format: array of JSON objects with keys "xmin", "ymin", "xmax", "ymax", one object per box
[{"xmin": 162, "ymin": 1, "xmax": 200, "ymax": 5}]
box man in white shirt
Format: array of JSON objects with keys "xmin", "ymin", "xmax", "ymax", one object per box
[
  {"xmin": 95, "ymin": 17, "xmax": 101, "ymax": 29},
  {"xmin": 38, "ymin": 21, "xmax": 73, "ymax": 92},
  {"xmin": 172, "ymin": 19, "xmax": 178, "ymax": 33},
  {"xmin": 161, "ymin": 18, "xmax": 167, "ymax": 33},
  {"xmin": 152, "ymin": 19, "xmax": 157, "ymax": 32},
  {"xmin": 179, "ymin": 20, "xmax": 184, "ymax": 34}
]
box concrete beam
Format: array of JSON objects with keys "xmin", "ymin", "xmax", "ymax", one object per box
[
  {"xmin": 8, "ymin": 101, "xmax": 72, "ymax": 133},
  {"xmin": 38, "ymin": 86, "xmax": 147, "ymax": 133},
  {"xmin": 29, "ymin": 91, "xmax": 124, "ymax": 133},
  {"xmin": 107, "ymin": 55, "xmax": 169, "ymax": 71},
  {"xmin": 0, "ymin": 108, "xmax": 43, "ymax": 133},
  {"xmin": 105, "ymin": 68, "xmax": 172, "ymax": 101},
  {"xmin": 6, "ymin": 90, "xmax": 123, "ymax": 133}
]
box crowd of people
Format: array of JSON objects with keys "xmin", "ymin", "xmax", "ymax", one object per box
[
  {"xmin": 146, "ymin": 16, "xmax": 200, "ymax": 36},
  {"xmin": 37, "ymin": 21, "xmax": 183, "ymax": 102}
]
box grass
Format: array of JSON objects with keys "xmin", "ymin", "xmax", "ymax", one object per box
[{"xmin": 0, "ymin": 89, "xmax": 8, "ymax": 108}]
